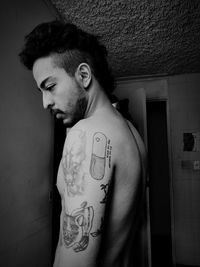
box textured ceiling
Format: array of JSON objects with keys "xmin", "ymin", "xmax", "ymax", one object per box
[{"xmin": 49, "ymin": 0, "xmax": 200, "ymax": 78}]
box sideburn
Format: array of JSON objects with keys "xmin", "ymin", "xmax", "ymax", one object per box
[{"xmin": 74, "ymin": 89, "xmax": 88, "ymax": 122}]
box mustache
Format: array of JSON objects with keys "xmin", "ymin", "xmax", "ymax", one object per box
[{"xmin": 50, "ymin": 109, "xmax": 64, "ymax": 116}]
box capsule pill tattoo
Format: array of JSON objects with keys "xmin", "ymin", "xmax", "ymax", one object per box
[{"xmin": 90, "ymin": 132, "xmax": 107, "ymax": 180}]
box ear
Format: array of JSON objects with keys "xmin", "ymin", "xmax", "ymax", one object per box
[{"xmin": 75, "ymin": 63, "xmax": 92, "ymax": 89}]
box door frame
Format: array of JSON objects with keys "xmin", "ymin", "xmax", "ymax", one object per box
[
  {"xmin": 146, "ymin": 97, "xmax": 176, "ymax": 267},
  {"xmin": 166, "ymin": 98, "xmax": 176, "ymax": 267},
  {"xmin": 115, "ymin": 77, "xmax": 175, "ymax": 267}
]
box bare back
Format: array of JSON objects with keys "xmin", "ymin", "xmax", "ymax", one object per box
[{"xmin": 54, "ymin": 105, "xmax": 146, "ymax": 267}]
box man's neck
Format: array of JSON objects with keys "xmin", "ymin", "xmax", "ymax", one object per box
[{"xmin": 84, "ymin": 83, "xmax": 112, "ymax": 119}]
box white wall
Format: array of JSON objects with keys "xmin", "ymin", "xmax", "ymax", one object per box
[
  {"xmin": 0, "ymin": 0, "xmax": 57, "ymax": 266},
  {"xmin": 168, "ymin": 73, "xmax": 200, "ymax": 266},
  {"xmin": 115, "ymin": 73, "xmax": 200, "ymax": 266}
]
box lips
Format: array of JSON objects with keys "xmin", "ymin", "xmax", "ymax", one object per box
[
  {"xmin": 56, "ymin": 113, "xmax": 65, "ymax": 119},
  {"xmin": 51, "ymin": 109, "xmax": 61, "ymax": 116}
]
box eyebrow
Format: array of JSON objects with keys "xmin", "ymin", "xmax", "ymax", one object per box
[{"xmin": 40, "ymin": 77, "xmax": 52, "ymax": 90}]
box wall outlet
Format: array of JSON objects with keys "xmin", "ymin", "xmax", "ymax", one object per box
[
  {"xmin": 193, "ymin": 160, "xmax": 200, "ymax": 170},
  {"xmin": 181, "ymin": 160, "xmax": 200, "ymax": 171}
]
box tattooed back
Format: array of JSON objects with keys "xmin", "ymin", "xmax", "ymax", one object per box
[{"xmin": 54, "ymin": 105, "xmax": 146, "ymax": 267}]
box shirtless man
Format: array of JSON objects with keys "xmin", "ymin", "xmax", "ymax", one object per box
[{"xmin": 19, "ymin": 21, "xmax": 146, "ymax": 267}]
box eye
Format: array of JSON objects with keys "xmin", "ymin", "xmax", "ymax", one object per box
[{"xmin": 46, "ymin": 84, "xmax": 56, "ymax": 92}]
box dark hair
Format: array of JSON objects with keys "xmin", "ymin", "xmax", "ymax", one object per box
[{"xmin": 19, "ymin": 20, "xmax": 115, "ymax": 94}]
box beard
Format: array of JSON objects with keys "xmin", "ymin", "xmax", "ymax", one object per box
[
  {"xmin": 61, "ymin": 88, "xmax": 88, "ymax": 128},
  {"xmin": 68, "ymin": 94, "xmax": 88, "ymax": 126}
]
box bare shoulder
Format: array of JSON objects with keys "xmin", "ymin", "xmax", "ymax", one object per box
[{"xmin": 70, "ymin": 111, "xmax": 146, "ymax": 173}]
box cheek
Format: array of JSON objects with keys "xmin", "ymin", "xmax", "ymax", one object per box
[
  {"xmin": 57, "ymin": 93, "xmax": 75, "ymax": 110},
  {"xmin": 55, "ymin": 83, "xmax": 82, "ymax": 109}
]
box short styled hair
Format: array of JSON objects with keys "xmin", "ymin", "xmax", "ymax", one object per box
[{"xmin": 19, "ymin": 20, "xmax": 115, "ymax": 94}]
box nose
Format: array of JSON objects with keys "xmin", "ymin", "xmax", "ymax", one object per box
[{"xmin": 42, "ymin": 91, "xmax": 53, "ymax": 109}]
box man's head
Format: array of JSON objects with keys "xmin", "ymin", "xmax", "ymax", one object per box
[
  {"xmin": 19, "ymin": 21, "xmax": 115, "ymax": 126},
  {"xmin": 19, "ymin": 20, "xmax": 115, "ymax": 94}
]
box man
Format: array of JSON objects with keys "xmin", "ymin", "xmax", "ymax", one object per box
[{"xmin": 19, "ymin": 20, "xmax": 146, "ymax": 267}]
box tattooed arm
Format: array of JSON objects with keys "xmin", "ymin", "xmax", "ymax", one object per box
[{"xmin": 53, "ymin": 128, "xmax": 112, "ymax": 267}]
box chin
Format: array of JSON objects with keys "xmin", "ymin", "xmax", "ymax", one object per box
[
  {"xmin": 62, "ymin": 119, "xmax": 74, "ymax": 127},
  {"xmin": 61, "ymin": 107, "xmax": 86, "ymax": 127},
  {"xmin": 62, "ymin": 117, "xmax": 79, "ymax": 128}
]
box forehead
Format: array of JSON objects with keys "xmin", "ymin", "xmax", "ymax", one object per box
[{"xmin": 32, "ymin": 56, "xmax": 60, "ymax": 86}]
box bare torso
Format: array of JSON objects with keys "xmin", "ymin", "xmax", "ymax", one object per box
[{"xmin": 54, "ymin": 105, "xmax": 146, "ymax": 267}]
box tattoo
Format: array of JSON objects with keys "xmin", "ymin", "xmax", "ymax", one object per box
[
  {"xmin": 106, "ymin": 139, "xmax": 112, "ymax": 169},
  {"xmin": 62, "ymin": 130, "xmax": 87, "ymax": 197},
  {"xmin": 91, "ymin": 217, "xmax": 104, "ymax": 237},
  {"xmin": 100, "ymin": 183, "xmax": 110, "ymax": 204},
  {"xmin": 63, "ymin": 202, "xmax": 94, "ymax": 252},
  {"xmin": 90, "ymin": 132, "xmax": 107, "ymax": 180}
]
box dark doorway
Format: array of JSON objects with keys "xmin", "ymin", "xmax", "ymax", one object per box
[
  {"xmin": 52, "ymin": 119, "xmax": 66, "ymax": 262},
  {"xmin": 146, "ymin": 100, "xmax": 173, "ymax": 267}
]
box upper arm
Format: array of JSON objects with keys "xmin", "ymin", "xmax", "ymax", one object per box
[{"xmin": 59, "ymin": 128, "xmax": 112, "ymax": 265}]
